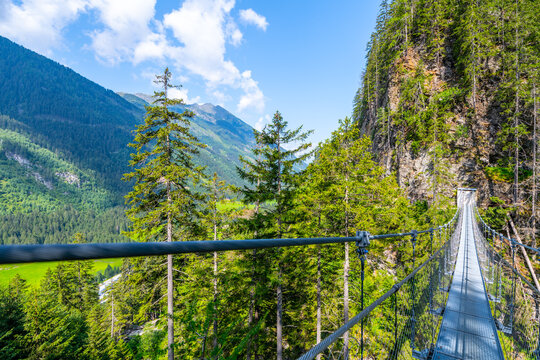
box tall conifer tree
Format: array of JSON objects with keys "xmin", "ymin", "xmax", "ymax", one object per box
[
  {"xmin": 238, "ymin": 111, "xmax": 312, "ymax": 360},
  {"xmin": 123, "ymin": 68, "xmax": 204, "ymax": 360}
]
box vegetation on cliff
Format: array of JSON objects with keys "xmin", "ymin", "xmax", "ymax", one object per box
[{"xmin": 354, "ymin": 0, "xmax": 539, "ymax": 242}]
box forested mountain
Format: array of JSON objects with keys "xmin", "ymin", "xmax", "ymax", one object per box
[
  {"xmin": 0, "ymin": 35, "xmax": 140, "ymax": 195},
  {"xmin": 354, "ymin": 0, "xmax": 539, "ymax": 221},
  {"xmin": 0, "ymin": 35, "xmax": 256, "ymax": 197},
  {"xmin": 0, "ymin": 35, "xmax": 256, "ymax": 244}
]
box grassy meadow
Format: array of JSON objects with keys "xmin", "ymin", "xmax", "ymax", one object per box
[{"xmin": 0, "ymin": 258, "xmax": 123, "ymax": 287}]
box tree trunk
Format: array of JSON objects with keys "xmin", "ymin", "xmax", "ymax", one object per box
[
  {"xmin": 343, "ymin": 242, "xmax": 349, "ymax": 360},
  {"xmin": 277, "ymin": 267, "xmax": 283, "ymax": 360},
  {"xmin": 508, "ymin": 215, "xmax": 540, "ymax": 291},
  {"xmin": 343, "ymin": 179, "xmax": 350, "ymax": 360},
  {"xmin": 513, "ymin": 0, "xmax": 520, "ymax": 207},
  {"xmin": 248, "ymin": 180, "xmax": 260, "ymax": 360},
  {"xmin": 110, "ymin": 287, "xmax": 114, "ymax": 338},
  {"xmin": 167, "ymin": 253, "xmax": 173, "ymax": 360},
  {"xmin": 213, "ymin": 251, "xmax": 218, "ymax": 348},
  {"xmin": 276, "ymin": 131, "xmax": 283, "ymax": 360},
  {"xmin": 247, "ymin": 249, "xmax": 257, "ymax": 360},
  {"xmin": 533, "ymin": 84, "xmax": 538, "ymax": 249}
]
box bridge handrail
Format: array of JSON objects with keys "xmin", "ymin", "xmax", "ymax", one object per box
[
  {"xmin": 474, "ymin": 207, "xmax": 540, "ymax": 297},
  {"xmin": 298, "ymin": 208, "xmax": 460, "ymax": 359},
  {"xmin": 474, "ymin": 207, "xmax": 540, "ymax": 255},
  {"xmin": 0, "ymin": 210, "xmax": 459, "ymax": 264},
  {"xmin": 298, "ymin": 233, "xmax": 451, "ymax": 360}
]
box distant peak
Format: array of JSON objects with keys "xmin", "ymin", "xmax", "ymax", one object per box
[
  {"xmin": 197, "ymin": 103, "xmax": 217, "ymax": 113},
  {"xmin": 133, "ymin": 93, "xmax": 154, "ymax": 104}
]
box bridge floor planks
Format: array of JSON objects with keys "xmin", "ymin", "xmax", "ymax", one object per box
[{"xmin": 432, "ymin": 206, "xmax": 504, "ymax": 360}]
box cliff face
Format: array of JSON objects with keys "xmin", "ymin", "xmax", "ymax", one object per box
[{"xmin": 354, "ymin": 0, "xmax": 539, "ymax": 215}]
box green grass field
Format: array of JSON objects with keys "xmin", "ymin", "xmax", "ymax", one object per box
[{"xmin": 0, "ymin": 258, "xmax": 123, "ymax": 287}]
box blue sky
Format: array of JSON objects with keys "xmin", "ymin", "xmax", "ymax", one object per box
[{"xmin": 0, "ymin": 0, "xmax": 380, "ymax": 145}]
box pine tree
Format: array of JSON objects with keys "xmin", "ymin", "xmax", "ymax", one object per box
[
  {"xmin": 24, "ymin": 283, "xmax": 88, "ymax": 359},
  {"xmin": 0, "ymin": 275, "xmax": 28, "ymax": 360},
  {"xmin": 201, "ymin": 172, "xmax": 232, "ymax": 354},
  {"xmin": 123, "ymin": 67, "xmax": 205, "ymax": 360},
  {"xmin": 238, "ymin": 111, "xmax": 312, "ymax": 359}
]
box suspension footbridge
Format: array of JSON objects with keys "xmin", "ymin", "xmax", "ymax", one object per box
[
  {"xmin": 1, "ymin": 188, "xmax": 539, "ymax": 359},
  {"xmin": 433, "ymin": 204, "xmax": 503, "ymax": 359}
]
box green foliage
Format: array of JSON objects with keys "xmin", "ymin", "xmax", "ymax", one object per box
[
  {"xmin": 0, "ymin": 206, "xmax": 130, "ymax": 245},
  {"xmin": 95, "ymin": 264, "xmax": 121, "ymax": 283},
  {"xmin": 0, "ymin": 276, "xmax": 28, "ymax": 360},
  {"xmin": 237, "ymin": 111, "xmax": 313, "ymax": 237},
  {"xmin": 24, "ymin": 287, "xmax": 88, "ymax": 359},
  {"xmin": 483, "ymin": 196, "xmax": 512, "ymax": 231},
  {"xmin": 0, "ymin": 127, "xmax": 116, "ymax": 214},
  {"xmin": 119, "ymin": 96, "xmax": 258, "ymax": 189},
  {"xmin": 485, "ymin": 165, "xmax": 532, "ymax": 183}
]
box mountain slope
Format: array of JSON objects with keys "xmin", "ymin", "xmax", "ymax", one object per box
[
  {"xmin": 0, "ymin": 35, "xmax": 258, "ymax": 244},
  {"xmin": 0, "ymin": 123, "xmax": 114, "ymax": 213},
  {"xmin": 0, "ymin": 35, "xmax": 141, "ymax": 196}
]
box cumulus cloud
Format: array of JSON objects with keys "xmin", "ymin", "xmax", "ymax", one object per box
[
  {"xmin": 88, "ymin": 0, "xmax": 159, "ymax": 64},
  {"xmin": 255, "ymin": 114, "xmax": 271, "ymax": 131},
  {"xmin": 163, "ymin": 0, "xmax": 265, "ymax": 112},
  {"xmin": 239, "ymin": 9, "xmax": 268, "ymax": 31},
  {"xmin": 0, "ymin": 0, "xmax": 88, "ymax": 54},
  {"xmin": 168, "ymin": 87, "xmax": 201, "ymax": 104},
  {"xmin": 238, "ymin": 70, "xmax": 264, "ymax": 112}
]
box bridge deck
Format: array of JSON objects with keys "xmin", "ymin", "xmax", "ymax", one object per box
[{"xmin": 433, "ymin": 206, "xmax": 504, "ymax": 360}]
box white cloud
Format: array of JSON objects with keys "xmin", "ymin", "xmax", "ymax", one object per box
[
  {"xmin": 163, "ymin": 0, "xmax": 265, "ymax": 112},
  {"xmin": 0, "ymin": 0, "xmax": 88, "ymax": 54},
  {"xmin": 168, "ymin": 87, "xmax": 201, "ymax": 104},
  {"xmin": 226, "ymin": 21, "xmax": 243, "ymax": 46},
  {"xmin": 211, "ymin": 90, "xmax": 229, "ymax": 105},
  {"xmin": 88, "ymin": 0, "xmax": 158, "ymax": 64},
  {"xmin": 255, "ymin": 114, "xmax": 271, "ymax": 131},
  {"xmin": 237, "ymin": 70, "xmax": 264, "ymax": 112},
  {"xmin": 239, "ymin": 9, "xmax": 268, "ymax": 31}
]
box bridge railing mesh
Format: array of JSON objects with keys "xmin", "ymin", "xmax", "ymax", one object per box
[
  {"xmin": 299, "ymin": 210, "xmax": 461, "ymax": 360},
  {"xmin": 475, "ymin": 209, "xmax": 540, "ymax": 360}
]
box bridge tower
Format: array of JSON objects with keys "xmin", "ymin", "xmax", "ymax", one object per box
[{"xmin": 457, "ymin": 188, "xmax": 476, "ymax": 208}]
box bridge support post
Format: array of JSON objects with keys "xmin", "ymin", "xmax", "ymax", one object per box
[
  {"xmin": 534, "ymin": 296, "xmax": 540, "ymax": 358},
  {"xmin": 510, "ymin": 240, "xmax": 517, "ymax": 348},
  {"xmin": 410, "ymin": 230, "xmax": 418, "ymax": 354},
  {"xmin": 429, "ymin": 228, "xmax": 435, "ymax": 351},
  {"xmin": 356, "ymin": 231, "xmax": 370, "ymax": 360}
]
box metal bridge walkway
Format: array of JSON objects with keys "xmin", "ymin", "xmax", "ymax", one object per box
[{"xmin": 433, "ymin": 205, "xmax": 504, "ymax": 359}]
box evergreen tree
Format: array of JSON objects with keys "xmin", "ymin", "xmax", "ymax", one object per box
[
  {"xmin": 201, "ymin": 172, "xmax": 232, "ymax": 353},
  {"xmin": 24, "ymin": 285, "xmax": 88, "ymax": 359},
  {"xmin": 123, "ymin": 67, "xmax": 205, "ymax": 359},
  {"xmin": 238, "ymin": 111, "xmax": 312, "ymax": 359},
  {"xmin": 0, "ymin": 275, "xmax": 28, "ymax": 360}
]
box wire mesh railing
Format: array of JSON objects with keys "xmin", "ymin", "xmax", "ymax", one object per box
[
  {"xmin": 475, "ymin": 208, "xmax": 540, "ymax": 360},
  {"xmin": 299, "ymin": 210, "xmax": 461, "ymax": 360}
]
